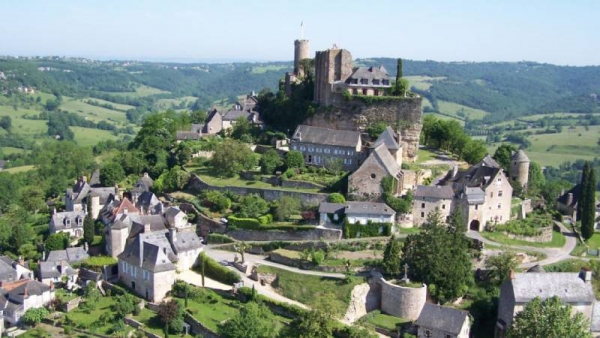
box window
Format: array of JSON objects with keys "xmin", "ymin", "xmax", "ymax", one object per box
[
  {"xmin": 143, "ymin": 270, "xmax": 150, "ymax": 280},
  {"xmin": 292, "ymin": 145, "xmax": 297, "ymax": 150},
  {"xmin": 65, "ymin": 218, "xmax": 71, "ymax": 227},
  {"xmin": 442, "ymin": 204, "xmax": 446, "ymax": 209},
  {"xmin": 498, "ymin": 190, "xmax": 503, "ymax": 197},
  {"xmin": 373, "ymin": 79, "xmax": 380, "ymax": 85},
  {"xmin": 300, "ymin": 146, "xmax": 306, "ymax": 151},
  {"xmin": 333, "ymin": 149, "xmax": 338, "ymax": 155},
  {"xmin": 131, "ymin": 266, "xmax": 136, "ymax": 278},
  {"xmin": 315, "ymin": 156, "xmax": 321, "ymax": 164},
  {"xmin": 348, "ymin": 150, "xmax": 354, "ymax": 155},
  {"xmin": 498, "ymin": 204, "xmax": 502, "ymax": 209},
  {"xmin": 382, "ymin": 80, "xmax": 389, "ymax": 85},
  {"xmin": 446, "ymin": 335, "xmax": 451, "ymax": 338},
  {"xmin": 475, "ymin": 205, "xmax": 479, "ymax": 210},
  {"xmin": 308, "ymin": 155, "xmax": 312, "ymax": 163},
  {"xmin": 425, "ymin": 330, "xmax": 431, "ymax": 338},
  {"xmin": 491, "ymin": 192, "xmax": 494, "ymax": 198},
  {"xmin": 362, "ymin": 89, "xmax": 368, "ymax": 95},
  {"xmin": 421, "ymin": 203, "xmax": 425, "ymax": 208},
  {"xmin": 308, "ymin": 147, "xmax": 314, "ymax": 152},
  {"xmin": 421, "ymin": 212, "xmax": 425, "ymax": 218},
  {"xmin": 324, "ymin": 148, "xmax": 331, "ymax": 154},
  {"xmin": 122, "ymin": 262, "xmax": 127, "ymax": 273},
  {"xmin": 316, "ymin": 148, "xmax": 322, "ymax": 153},
  {"xmin": 360, "ymin": 78, "xmax": 368, "ymax": 85}
]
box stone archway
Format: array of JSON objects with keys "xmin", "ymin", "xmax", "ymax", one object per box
[{"xmin": 469, "ymin": 220, "xmax": 480, "ymax": 231}]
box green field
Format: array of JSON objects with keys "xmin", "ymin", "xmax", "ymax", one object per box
[
  {"xmin": 487, "ymin": 125, "xmax": 600, "ymax": 167},
  {"xmin": 251, "ymin": 65, "xmax": 289, "ymax": 74},
  {"xmin": 71, "ymin": 126, "xmax": 122, "ymax": 146},
  {"xmin": 423, "ymin": 112, "xmax": 465, "ymax": 125},
  {"xmin": 109, "ymin": 84, "xmax": 169, "ymax": 97},
  {"xmin": 60, "ymin": 97, "xmax": 129, "ymax": 124},
  {"xmin": 437, "ymin": 100, "xmax": 488, "ymax": 120},
  {"xmin": 155, "ymin": 96, "xmax": 197, "ymax": 110},
  {"xmin": 405, "ymin": 75, "xmax": 446, "ymax": 91},
  {"xmin": 3, "ymin": 165, "xmax": 35, "ymax": 173},
  {"xmin": 1, "ymin": 146, "xmax": 30, "ymax": 155},
  {"xmin": 85, "ymin": 97, "xmax": 136, "ymax": 111}
]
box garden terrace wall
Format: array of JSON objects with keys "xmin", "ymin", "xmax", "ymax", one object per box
[
  {"xmin": 184, "ymin": 313, "xmax": 220, "ymax": 338},
  {"xmin": 227, "ymin": 227, "xmax": 342, "ymax": 241},
  {"xmin": 505, "ymin": 225, "xmax": 554, "ymax": 243},
  {"xmin": 187, "ymin": 173, "xmax": 328, "ymax": 204}
]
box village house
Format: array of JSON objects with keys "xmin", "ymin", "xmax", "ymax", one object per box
[
  {"xmin": 291, "ymin": 125, "xmax": 362, "ymax": 170},
  {"xmin": 117, "ymin": 226, "xmax": 202, "ymax": 302},
  {"xmin": 318, "ymin": 201, "xmax": 396, "ymax": 226},
  {"xmin": 0, "ymin": 279, "xmax": 55, "ymax": 325},
  {"xmin": 412, "ymin": 185, "xmax": 455, "ymax": 225},
  {"xmin": 49, "ymin": 210, "xmax": 86, "ymax": 238},
  {"xmin": 40, "ymin": 247, "xmax": 89, "ymax": 287},
  {"xmin": 345, "ymin": 65, "xmax": 392, "ymax": 96},
  {"xmin": 0, "ymin": 256, "xmax": 33, "ymax": 283},
  {"xmin": 495, "ymin": 268, "xmax": 600, "ymax": 337},
  {"xmin": 416, "ymin": 303, "xmax": 471, "ymax": 338},
  {"xmin": 348, "ymin": 144, "xmax": 402, "ymax": 201},
  {"xmin": 65, "ymin": 176, "xmax": 116, "ymax": 219}
]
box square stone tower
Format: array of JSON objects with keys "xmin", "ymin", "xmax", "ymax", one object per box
[{"xmin": 313, "ymin": 47, "xmax": 354, "ymax": 105}]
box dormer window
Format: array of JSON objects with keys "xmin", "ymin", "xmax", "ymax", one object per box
[
  {"xmin": 382, "ymin": 80, "xmax": 389, "ymax": 85},
  {"xmin": 373, "ymin": 79, "xmax": 380, "ymax": 85},
  {"xmin": 65, "ymin": 218, "xmax": 71, "ymax": 227},
  {"xmin": 360, "ymin": 79, "xmax": 368, "ymax": 85}
]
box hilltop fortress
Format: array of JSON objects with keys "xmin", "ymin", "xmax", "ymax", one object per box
[{"xmin": 285, "ymin": 39, "xmax": 423, "ymax": 161}]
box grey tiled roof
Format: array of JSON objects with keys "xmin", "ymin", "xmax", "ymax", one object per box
[
  {"xmin": 222, "ymin": 109, "xmax": 251, "ymax": 121},
  {"xmin": 38, "ymin": 262, "xmax": 62, "ymax": 279},
  {"xmin": 118, "ymin": 236, "xmax": 176, "ymax": 273},
  {"xmin": 414, "ymin": 185, "xmax": 454, "ymax": 199},
  {"xmin": 47, "ymin": 247, "xmax": 89, "ymax": 264},
  {"xmin": 372, "ymin": 126, "xmax": 400, "ymax": 151},
  {"xmin": 557, "ymin": 184, "xmax": 581, "ymax": 207},
  {"xmin": 481, "ymin": 155, "xmax": 500, "ymax": 168},
  {"xmin": 172, "ymin": 230, "xmax": 202, "ymax": 252},
  {"xmin": 318, "ymin": 202, "xmax": 346, "ymax": 214},
  {"xmin": 464, "ymin": 187, "xmax": 485, "ymax": 205},
  {"xmin": 508, "ymin": 272, "xmax": 594, "ymax": 303},
  {"xmin": 345, "ymin": 202, "xmax": 395, "ymax": 216},
  {"xmin": 176, "ymin": 131, "xmax": 201, "ymax": 140},
  {"xmin": 191, "ymin": 124, "xmax": 204, "ymax": 133},
  {"xmin": 292, "ymin": 125, "xmax": 361, "ymax": 148},
  {"xmin": 0, "ymin": 258, "xmax": 17, "ymax": 282},
  {"xmin": 347, "ymin": 66, "xmax": 390, "ymax": 86},
  {"xmin": 51, "ymin": 210, "xmax": 86, "ymax": 231},
  {"xmin": 368, "ymin": 144, "xmax": 401, "ymax": 177},
  {"xmin": 512, "ymin": 149, "xmax": 530, "ymax": 162},
  {"xmin": 416, "ymin": 303, "xmax": 468, "ymax": 335}
]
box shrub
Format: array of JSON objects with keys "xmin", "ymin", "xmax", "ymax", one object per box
[
  {"xmin": 327, "ymin": 193, "xmax": 346, "ymax": 204},
  {"xmin": 201, "ymin": 190, "xmax": 231, "ymax": 212},
  {"xmin": 282, "ymin": 168, "xmax": 296, "ymax": 180},
  {"xmin": 207, "ymin": 233, "xmax": 235, "ymax": 244},
  {"xmin": 22, "ymin": 307, "xmax": 49, "ymax": 326},
  {"xmin": 80, "ymin": 256, "xmax": 118, "ymax": 272},
  {"xmin": 258, "ymin": 214, "xmax": 274, "ymax": 225},
  {"xmin": 343, "ymin": 220, "xmax": 392, "ymax": 238},
  {"xmin": 285, "ymin": 151, "xmax": 305, "ymax": 168},
  {"xmin": 311, "ymin": 250, "xmax": 325, "ymax": 265},
  {"xmin": 228, "ymin": 216, "xmax": 261, "ymax": 229},
  {"xmin": 196, "ymin": 253, "xmax": 241, "ymax": 285}
]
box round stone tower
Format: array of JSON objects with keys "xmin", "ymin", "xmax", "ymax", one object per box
[
  {"xmin": 294, "ymin": 39, "xmax": 310, "ymax": 76},
  {"xmin": 510, "ymin": 149, "xmax": 530, "ymax": 189}
]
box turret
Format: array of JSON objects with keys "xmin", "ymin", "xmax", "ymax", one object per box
[
  {"xmin": 294, "ymin": 39, "xmax": 310, "ymax": 76},
  {"xmin": 510, "ymin": 150, "xmax": 530, "ymax": 189}
]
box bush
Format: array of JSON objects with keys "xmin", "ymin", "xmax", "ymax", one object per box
[
  {"xmin": 311, "ymin": 250, "xmax": 325, "ymax": 265},
  {"xmin": 258, "ymin": 214, "xmax": 274, "ymax": 225},
  {"xmin": 327, "ymin": 193, "xmax": 346, "ymax": 204},
  {"xmin": 80, "ymin": 256, "xmax": 118, "ymax": 271},
  {"xmin": 228, "ymin": 216, "xmax": 261, "ymax": 229},
  {"xmin": 207, "ymin": 233, "xmax": 234, "ymax": 244},
  {"xmin": 282, "ymin": 168, "xmax": 296, "ymax": 180},
  {"xmin": 343, "ymin": 220, "xmax": 392, "ymax": 238},
  {"xmin": 285, "ymin": 151, "xmax": 305, "ymax": 168},
  {"xmin": 196, "ymin": 253, "xmax": 241, "ymax": 285},
  {"xmin": 201, "ymin": 190, "xmax": 231, "ymax": 212}
]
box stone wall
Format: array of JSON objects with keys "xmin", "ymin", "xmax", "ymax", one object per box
[
  {"xmin": 62, "ymin": 297, "xmax": 82, "ymax": 312},
  {"xmin": 304, "ymin": 95, "xmax": 422, "ymax": 161},
  {"xmin": 187, "ymin": 173, "xmax": 328, "ymax": 205},
  {"xmin": 227, "ymin": 227, "xmax": 342, "ymax": 242},
  {"xmin": 505, "ymin": 226, "xmax": 553, "ymax": 243},
  {"xmin": 184, "ymin": 313, "xmax": 220, "ymax": 338},
  {"xmin": 379, "ymin": 277, "xmax": 427, "ymax": 320}
]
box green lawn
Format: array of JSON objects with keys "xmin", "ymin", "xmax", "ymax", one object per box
[
  {"xmin": 67, "ymin": 295, "xmax": 118, "ymax": 334},
  {"xmin": 256, "ymin": 265, "xmax": 363, "ymax": 316},
  {"xmin": 423, "ymin": 112, "xmax": 465, "ymax": 125},
  {"xmin": 398, "ymin": 227, "xmax": 421, "ymax": 235},
  {"xmin": 1, "ymin": 146, "xmax": 30, "ymax": 155},
  {"xmin": 71, "ymin": 126, "xmax": 122, "ymax": 146},
  {"xmin": 3, "ymin": 165, "xmax": 35, "ymax": 173},
  {"xmin": 481, "ymin": 230, "xmax": 566, "ymax": 248},
  {"xmin": 360, "ymin": 310, "xmax": 409, "ymax": 331},
  {"xmin": 131, "ymin": 308, "xmax": 194, "ymax": 338},
  {"xmin": 585, "ymin": 233, "xmax": 600, "ymax": 249}
]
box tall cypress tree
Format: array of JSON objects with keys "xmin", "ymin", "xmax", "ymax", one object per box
[
  {"xmin": 578, "ymin": 162, "xmax": 590, "ymax": 218},
  {"xmin": 395, "ymin": 58, "xmax": 403, "ymax": 95},
  {"xmin": 83, "ymin": 198, "xmax": 95, "ymax": 245},
  {"xmin": 581, "ymin": 164, "xmax": 597, "ymax": 240}
]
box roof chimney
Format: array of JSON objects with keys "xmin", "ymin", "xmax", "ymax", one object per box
[
  {"xmin": 567, "ymin": 193, "xmax": 574, "ymax": 206},
  {"xmin": 18, "ymin": 257, "xmax": 24, "ymax": 266},
  {"xmin": 50, "ymin": 281, "xmax": 54, "ymax": 291},
  {"xmin": 169, "ymin": 227, "xmax": 177, "ymax": 243},
  {"xmin": 509, "ymin": 270, "xmax": 516, "ymax": 280},
  {"xmin": 144, "ymin": 223, "xmax": 151, "ymax": 233},
  {"xmin": 580, "ymin": 267, "xmax": 592, "ymax": 284}
]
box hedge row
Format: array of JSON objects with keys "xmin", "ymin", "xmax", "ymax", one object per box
[
  {"xmin": 195, "ymin": 252, "xmax": 241, "ymax": 285},
  {"xmin": 228, "ymin": 215, "xmax": 316, "ymax": 231},
  {"xmin": 258, "ymin": 214, "xmax": 274, "ymax": 225},
  {"xmin": 207, "ymin": 233, "xmax": 235, "ymax": 244},
  {"xmin": 343, "ymin": 221, "xmax": 392, "ymax": 238}
]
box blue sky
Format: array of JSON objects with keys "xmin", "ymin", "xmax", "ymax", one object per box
[{"xmin": 1, "ymin": 0, "xmax": 598, "ymax": 65}]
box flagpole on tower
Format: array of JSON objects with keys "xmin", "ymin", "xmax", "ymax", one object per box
[{"xmin": 301, "ymin": 20, "xmax": 304, "ymax": 39}]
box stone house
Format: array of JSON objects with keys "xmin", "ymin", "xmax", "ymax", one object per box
[
  {"xmin": 49, "ymin": 210, "xmax": 86, "ymax": 238},
  {"xmin": 348, "ymin": 144, "xmax": 402, "ymax": 201},
  {"xmin": 117, "ymin": 227, "xmax": 202, "ymax": 302},
  {"xmin": 291, "ymin": 125, "xmax": 362, "ymax": 170},
  {"xmin": 438, "ymin": 155, "xmax": 513, "ymax": 231},
  {"xmin": 412, "ymin": 185, "xmax": 455, "ymax": 226},
  {"xmin": 371, "ymin": 126, "xmax": 403, "ymax": 166},
  {"xmin": 556, "ymin": 184, "xmax": 581, "ymax": 221},
  {"xmin": 0, "ymin": 279, "xmax": 55, "ymax": 325},
  {"xmin": 416, "ymin": 303, "xmax": 470, "ymax": 338},
  {"xmin": 46, "ymin": 247, "xmax": 89, "ymax": 265},
  {"xmin": 40, "ymin": 247, "xmax": 89, "ymax": 287},
  {"xmin": 165, "ymin": 207, "xmax": 191, "ymax": 229},
  {"xmin": 345, "ymin": 65, "xmax": 392, "ymax": 96},
  {"xmin": 495, "ymin": 269, "xmax": 600, "ymax": 337},
  {"xmin": 0, "ymin": 256, "xmax": 32, "ymax": 283},
  {"xmin": 65, "ymin": 176, "xmax": 116, "ymax": 219},
  {"xmin": 318, "ymin": 201, "xmax": 395, "ymax": 225}
]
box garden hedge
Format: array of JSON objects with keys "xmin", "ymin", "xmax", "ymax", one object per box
[
  {"xmin": 195, "ymin": 252, "xmax": 241, "ymax": 285},
  {"xmin": 343, "ymin": 220, "xmax": 392, "ymax": 238}
]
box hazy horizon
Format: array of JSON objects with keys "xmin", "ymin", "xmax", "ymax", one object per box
[{"xmin": 1, "ymin": 0, "xmax": 599, "ymax": 66}]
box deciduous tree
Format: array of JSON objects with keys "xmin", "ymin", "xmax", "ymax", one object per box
[
  {"xmin": 260, "ymin": 149, "xmax": 283, "ymax": 175},
  {"xmin": 219, "ymin": 302, "xmax": 279, "ymax": 338}
]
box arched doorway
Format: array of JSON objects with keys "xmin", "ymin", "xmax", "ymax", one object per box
[{"xmin": 470, "ymin": 220, "xmax": 480, "ymax": 231}]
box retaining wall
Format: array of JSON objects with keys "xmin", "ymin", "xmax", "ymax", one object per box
[
  {"xmin": 379, "ymin": 277, "xmax": 427, "ymax": 320},
  {"xmin": 505, "ymin": 225, "xmax": 553, "ymax": 243},
  {"xmin": 227, "ymin": 227, "xmax": 342, "ymax": 241},
  {"xmin": 184, "ymin": 313, "xmax": 220, "ymax": 338}
]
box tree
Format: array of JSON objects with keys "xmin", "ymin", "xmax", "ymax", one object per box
[
  {"xmin": 485, "ymin": 251, "xmax": 516, "ymax": 288},
  {"xmin": 285, "ymin": 150, "xmax": 304, "ymax": 169},
  {"xmin": 219, "ymin": 302, "xmax": 279, "ymax": 338},
  {"xmin": 201, "ymin": 190, "xmax": 231, "ymax": 212},
  {"xmin": 113, "ymin": 293, "xmax": 136, "ymax": 318},
  {"xmin": 158, "ymin": 299, "xmax": 184, "ymax": 337},
  {"xmin": 260, "ymin": 149, "xmax": 282, "ymax": 174},
  {"xmin": 100, "ymin": 161, "xmax": 125, "ymax": 187},
  {"xmin": 274, "ymin": 196, "xmax": 300, "ymax": 221},
  {"xmin": 45, "ymin": 232, "xmax": 70, "ymax": 252},
  {"xmin": 365, "ymin": 122, "xmax": 388, "ymax": 139},
  {"xmin": 527, "ymin": 161, "xmax": 545, "ymax": 196},
  {"xmin": 22, "ymin": 307, "xmax": 49, "ymax": 326},
  {"xmin": 19, "ymin": 186, "xmax": 46, "ymax": 216},
  {"xmin": 381, "ymin": 235, "xmax": 402, "ymax": 276},
  {"xmin": 211, "ymin": 139, "xmax": 257, "ymax": 177},
  {"xmin": 155, "ymin": 167, "xmax": 190, "ymax": 192},
  {"xmin": 396, "ymin": 78, "xmax": 410, "ymax": 97},
  {"xmin": 327, "ymin": 193, "xmax": 346, "ymax": 204},
  {"xmin": 508, "ymin": 297, "xmax": 592, "ymax": 338},
  {"xmin": 237, "ymin": 194, "xmax": 269, "ymax": 219},
  {"xmin": 190, "ymin": 110, "xmax": 207, "ymax": 124},
  {"xmin": 234, "ymin": 242, "xmax": 251, "ymax": 263},
  {"xmin": 581, "ymin": 162, "xmax": 596, "ymax": 240},
  {"xmin": 448, "ymin": 208, "xmax": 466, "ymax": 233},
  {"xmin": 231, "ymin": 116, "xmax": 254, "ymax": 141},
  {"xmin": 493, "ymin": 144, "xmax": 518, "ymax": 171},
  {"xmin": 83, "ymin": 199, "xmax": 95, "ymax": 245},
  {"xmin": 280, "ymin": 306, "xmax": 335, "ymax": 338},
  {"xmin": 462, "ymin": 140, "xmax": 487, "ymax": 165},
  {"xmin": 0, "ymin": 116, "xmax": 12, "ymax": 131},
  {"xmin": 402, "ymin": 210, "xmax": 473, "ymax": 303},
  {"xmin": 325, "ymin": 157, "xmax": 343, "ymax": 175}
]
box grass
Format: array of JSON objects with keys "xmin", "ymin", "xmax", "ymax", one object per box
[
  {"xmin": 109, "ymin": 84, "xmax": 169, "ymax": 98},
  {"xmin": 415, "ymin": 147, "xmax": 438, "ymax": 164},
  {"xmin": 251, "ymin": 65, "xmax": 289, "ymax": 74},
  {"xmin": 585, "ymin": 233, "xmax": 600, "ymax": 249},
  {"xmin": 423, "ymin": 111, "xmax": 465, "ymax": 125},
  {"xmin": 256, "ymin": 265, "xmax": 363, "ymax": 316},
  {"xmin": 60, "ymin": 98, "xmax": 129, "ymax": 124},
  {"xmin": 437, "ymin": 100, "xmax": 489, "ymax": 120},
  {"xmin": 405, "ymin": 75, "xmax": 446, "ymax": 91},
  {"xmin": 55, "ymin": 288, "xmax": 79, "ymax": 302},
  {"xmin": 193, "ymin": 167, "xmax": 321, "ymax": 193},
  {"xmin": 1, "ymin": 146, "xmax": 30, "ymax": 155},
  {"xmin": 272, "ymin": 248, "xmax": 303, "ymax": 259},
  {"xmin": 3, "ymin": 165, "xmax": 35, "ymax": 173},
  {"xmin": 481, "ymin": 230, "xmax": 566, "ymax": 248},
  {"xmin": 360, "ymin": 310, "xmax": 409, "ymax": 331},
  {"xmin": 71, "ymin": 126, "xmax": 122, "ymax": 146},
  {"xmin": 398, "ymin": 227, "xmax": 421, "ymax": 235},
  {"xmin": 131, "ymin": 308, "xmax": 194, "ymax": 338},
  {"xmin": 67, "ymin": 295, "xmax": 118, "ymax": 334}
]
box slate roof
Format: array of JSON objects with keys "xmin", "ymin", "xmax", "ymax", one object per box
[
  {"xmin": 292, "ymin": 125, "xmax": 361, "ymax": 148},
  {"xmin": 347, "ymin": 66, "xmax": 390, "ymax": 86},
  {"xmin": 118, "ymin": 236, "xmax": 176, "ymax": 273},
  {"xmin": 318, "ymin": 202, "xmax": 346, "ymax": 214},
  {"xmin": 79, "ymin": 268, "xmax": 102, "ymax": 282},
  {"xmin": 46, "ymin": 247, "xmax": 89, "ymax": 264},
  {"xmin": 481, "ymin": 154, "xmax": 500, "ymax": 168},
  {"xmin": 557, "ymin": 184, "xmax": 581, "ymax": 208},
  {"xmin": 526, "ymin": 264, "xmax": 546, "ymax": 273},
  {"xmin": 171, "ymin": 230, "xmax": 202, "ymax": 252},
  {"xmin": 464, "ymin": 187, "xmax": 485, "ymax": 205},
  {"xmin": 51, "ymin": 210, "xmax": 86, "ymax": 231},
  {"xmin": 0, "ymin": 279, "xmax": 51, "ymax": 299},
  {"xmin": 190, "ymin": 124, "xmax": 204, "ymax": 134},
  {"xmin": 135, "ymin": 192, "xmax": 162, "ymax": 215},
  {"xmin": 133, "ymin": 173, "xmax": 154, "ymax": 193},
  {"xmin": 90, "ymin": 187, "xmax": 117, "ymax": 205},
  {"xmin": 368, "ymin": 144, "xmax": 401, "ymax": 177},
  {"xmin": 444, "ymin": 164, "xmax": 502, "ymax": 190},
  {"xmin": 416, "ymin": 303, "xmax": 469, "ymax": 335},
  {"xmin": 414, "ymin": 185, "xmax": 454, "ymax": 199},
  {"xmin": 372, "ymin": 126, "xmax": 400, "ymax": 151},
  {"xmin": 513, "ymin": 149, "xmax": 530, "ymax": 162},
  {"xmin": 0, "ymin": 258, "xmax": 17, "ymax": 282},
  {"xmin": 39, "ymin": 262, "xmax": 62, "ymax": 279},
  {"xmin": 222, "ymin": 109, "xmax": 251, "ymax": 121},
  {"xmin": 176, "ymin": 131, "xmax": 201, "ymax": 140},
  {"xmin": 508, "ymin": 272, "xmax": 594, "ymax": 303},
  {"xmin": 345, "ymin": 202, "xmax": 395, "ymax": 216}
]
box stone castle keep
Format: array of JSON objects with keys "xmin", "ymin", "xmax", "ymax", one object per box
[{"xmin": 297, "ymin": 43, "xmax": 422, "ymax": 161}]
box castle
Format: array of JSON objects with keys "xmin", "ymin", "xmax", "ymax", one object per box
[{"xmin": 285, "ymin": 37, "xmax": 423, "ymax": 162}]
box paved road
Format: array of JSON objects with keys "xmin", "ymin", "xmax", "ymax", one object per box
[{"xmin": 467, "ymin": 221, "xmax": 578, "ymax": 268}]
